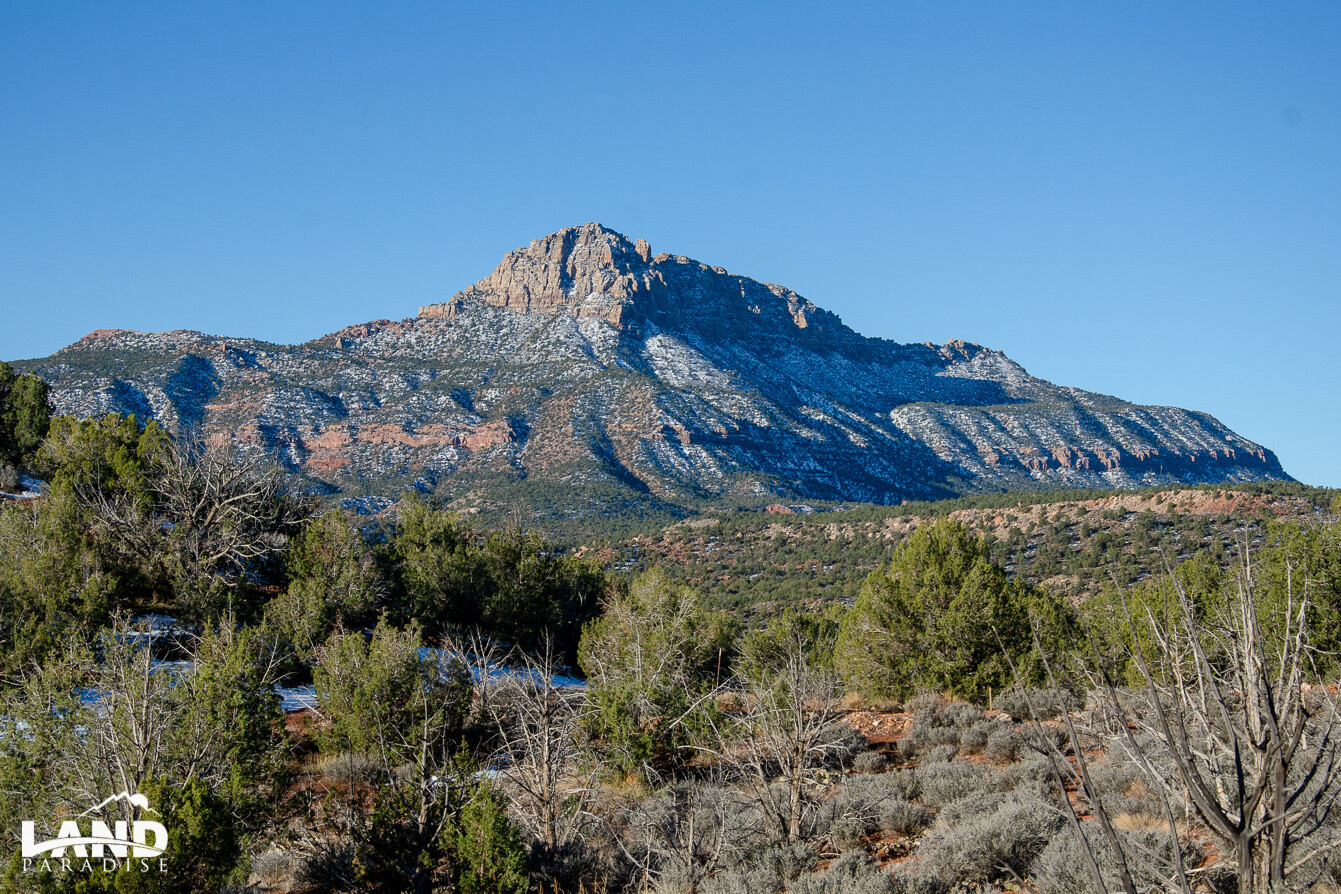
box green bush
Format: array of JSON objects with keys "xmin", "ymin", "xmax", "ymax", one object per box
[
  {"xmin": 578, "ymin": 569, "xmax": 734, "ymax": 776},
  {"xmin": 314, "ymin": 619, "xmax": 472, "ymax": 760},
  {"xmin": 0, "ymin": 362, "xmax": 50, "ymax": 469},
  {"xmin": 454, "ymin": 786, "xmax": 530, "ymax": 894},
  {"xmin": 390, "ymin": 498, "xmax": 606, "ymax": 660},
  {"xmin": 834, "ymin": 519, "xmax": 1074, "ymax": 703}
]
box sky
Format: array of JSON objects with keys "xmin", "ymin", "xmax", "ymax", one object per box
[{"xmin": 2, "ymin": 3, "xmax": 1337, "ymax": 486}]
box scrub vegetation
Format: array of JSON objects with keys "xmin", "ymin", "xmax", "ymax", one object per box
[{"xmin": 1, "ymin": 409, "xmax": 1339, "ymax": 892}]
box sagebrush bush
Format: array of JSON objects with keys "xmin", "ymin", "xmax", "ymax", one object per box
[
  {"xmin": 827, "ymin": 774, "xmax": 932, "ymax": 839},
  {"xmin": 829, "ymin": 814, "xmax": 870, "ymax": 850},
  {"xmin": 914, "ymin": 792, "xmax": 1064, "ymax": 886},
  {"xmin": 250, "ymin": 850, "xmax": 300, "ymax": 887},
  {"xmin": 879, "ymin": 798, "xmax": 933, "ymax": 837},
  {"xmin": 791, "ymin": 851, "xmax": 895, "ymax": 894},
  {"xmin": 1029, "ymin": 824, "xmax": 1196, "ymax": 894},
  {"xmin": 994, "ymin": 756, "xmax": 1057, "ymax": 800},
  {"xmin": 852, "ymin": 750, "xmax": 889, "ymax": 774},
  {"xmin": 529, "ymin": 839, "xmax": 613, "ymax": 894},
  {"xmin": 904, "ymin": 724, "xmax": 960, "ymax": 759},
  {"xmin": 996, "ymin": 687, "xmax": 1079, "ymax": 721},
  {"xmin": 923, "ymin": 743, "xmax": 958, "ymax": 764},
  {"xmin": 319, "ymin": 751, "xmax": 379, "ymax": 787},
  {"xmin": 890, "ymin": 863, "xmax": 949, "ymax": 894},
  {"xmin": 1084, "ymin": 758, "xmax": 1163, "ymax": 819},
  {"xmin": 914, "ymin": 761, "xmax": 1001, "ymax": 807},
  {"xmin": 699, "ymin": 843, "xmax": 814, "ymax": 894},
  {"xmin": 884, "ymin": 768, "xmax": 921, "ymax": 801},
  {"xmin": 958, "ymin": 719, "xmax": 998, "ymax": 755},
  {"xmin": 984, "ymin": 724, "xmax": 1022, "ymax": 762},
  {"xmin": 827, "ymin": 723, "xmax": 872, "ymax": 770},
  {"xmin": 906, "ymin": 693, "xmax": 943, "ymax": 714},
  {"xmin": 297, "ymin": 837, "xmax": 359, "ymax": 890},
  {"xmin": 904, "ymin": 700, "xmax": 989, "ymax": 759},
  {"xmin": 1023, "ymin": 722, "xmax": 1069, "ymax": 753},
  {"xmin": 940, "ymin": 702, "xmax": 985, "ymax": 728}
]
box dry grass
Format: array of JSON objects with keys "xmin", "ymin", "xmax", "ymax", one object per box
[
  {"xmin": 314, "ymin": 751, "xmax": 379, "ymax": 787},
  {"xmin": 249, "ymin": 850, "xmax": 302, "ymax": 890},
  {"xmin": 1112, "ymin": 811, "xmax": 1166, "ymax": 833}
]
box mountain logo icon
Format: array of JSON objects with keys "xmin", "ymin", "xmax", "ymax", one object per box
[{"xmin": 77, "ymin": 791, "xmax": 160, "ymax": 818}]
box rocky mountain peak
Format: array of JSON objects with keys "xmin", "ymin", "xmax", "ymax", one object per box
[
  {"xmin": 419, "ymin": 224, "xmax": 856, "ymax": 346},
  {"xmin": 420, "ymin": 223, "xmax": 654, "ymax": 326}
]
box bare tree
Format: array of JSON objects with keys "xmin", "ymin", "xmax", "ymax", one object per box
[
  {"xmin": 479, "ymin": 636, "xmax": 599, "ymax": 854},
  {"xmin": 1017, "ymin": 544, "xmax": 1341, "ymax": 894},
  {"xmin": 702, "ymin": 626, "xmax": 856, "ymax": 846},
  {"xmin": 77, "ymin": 438, "xmax": 305, "ymax": 616},
  {"xmin": 613, "ymin": 777, "xmax": 753, "ymax": 894}
]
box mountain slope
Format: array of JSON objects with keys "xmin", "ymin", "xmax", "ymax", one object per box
[{"xmin": 17, "ymin": 223, "xmax": 1289, "ymax": 516}]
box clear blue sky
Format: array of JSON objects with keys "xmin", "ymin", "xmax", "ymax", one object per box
[{"xmin": 2, "ymin": 3, "xmax": 1337, "ymax": 486}]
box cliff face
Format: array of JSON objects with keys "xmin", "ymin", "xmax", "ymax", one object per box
[
  {"xmin": 419, "ymin": 222, "xmax": 850, "ymax": 346},
  {"xmin": 19, "ymin": 223, "xmax": 1289, "ymax": 514}
]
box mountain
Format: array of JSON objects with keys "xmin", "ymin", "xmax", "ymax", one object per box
[{"xmin": 16, "ymin": 223, "xmax": 1289, "ymax": 518}]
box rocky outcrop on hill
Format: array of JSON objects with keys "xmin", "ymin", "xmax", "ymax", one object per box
[{"xmin": 17, "ymin": 223, "xmax": 1289, "ymax": 514}]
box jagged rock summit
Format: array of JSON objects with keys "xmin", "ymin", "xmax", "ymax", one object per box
[
  {"xmin": 18, "ymin": 223, "xmax": 1290, "ymax": 517},
  {"xmin": 420, "ymin": 222, "xmax": 845, "ymax": 344}
]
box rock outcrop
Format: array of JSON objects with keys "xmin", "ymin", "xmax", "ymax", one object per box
[
  {"xmin": 420, "ymin": 223, "xmax": 849, "ymax": 345},
  {"xmin": 17, "ymin": 223, "xmax": 1290, "ymax": 515}
]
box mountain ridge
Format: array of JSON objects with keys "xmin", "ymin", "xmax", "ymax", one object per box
[{"xmin": 16, "ymin": 223, "xmax": 1289, "ymax": 517}]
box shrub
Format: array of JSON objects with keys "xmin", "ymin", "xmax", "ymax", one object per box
[
  {"xmin": 320, "ymin": 751, "xmax": 379, "ymax": 788},
  {"xmin": 825, "ymin": 775, "xmax": 932, "ymax": 841},
  {"xmin": 903, "ymin": 700, "xmax": 988, "ymax": 759},
  {"xmin": 1029, "ymin": 825, "xmax": 1195, "ymax": 894},
  {"xmin": 903, "ymin": 723, "xmax": 960, "ymax": 759},
  {"xmin": 1023, "ymin": 722, "xmax": 1070, "ymax": 753},
  {"xmin": 1084, "ymin": 758, "xmax": 1164, "ymax": 820},
  {"xmin": 852, "ymin": 750, "xmax": 889, "ymax": 774},
  {"xmin": 250, "ymin": 851, "xmax": 301, "ymax": 888},
  {"xmin": 995, "ymin": 687, "xmax": 1079, "ymax": 721},
  {"xmin": 958, "ymin": 719, "xmax": 998, "ymax": 755},
  {"xmin": 826, "ymin": 723, "xmax": 872, "ymax": 770},
  {"xmin": 995, "ymin": 756, "xmax": 1057, "ymax": 800},
  {"xmin": 906, "ymin": 693, "xmax": 943, "ymax": 714},
  {"xmin": 884, "ymin": 769, "xmax": 921, "ymax": 801},
  {"xmin": 791, "ymin": 851, "xmax": 895, "ymax": 894},
  {"xmin": 454, "ymin": 786, "xmax": 530, "ymax": 894},
  {"xmin": 940, "ymin": 702, "xmax": 984, "ymax": 728},
  {"xmin": 393, "ymin": 498, "xmax": 607, "ymax": 659},
  {"xmin": 315, "ymin": 619, "xmax": 473, "ymax": 761},
  {"xmin": 0, "ymin": 362, "xmax": 50, "ymax": 468},
  {"xmin": 579, "ymin": 569, "xmax": 734, "ymax": 776},
  {"xmin": 984, "ymin": 724, "xmax": 1023, "ymax": 763},
  {"xmin": 923, "ymin": 744, "xmax": 958, "ymax": 765},
  {"xmin": 913, "ymin": 762, "xmax": 1001, "ymax": 808},
  {"xmin": 699, "ymin": 843, "xmax": 814, "ymax": 894},
  {"xmin": 879, "ymin": 798, "xmax": 934, "ymax": 837},
  {"xmin": 913, "ymin": 792, "xmax": 1064, "ymax": 886}
]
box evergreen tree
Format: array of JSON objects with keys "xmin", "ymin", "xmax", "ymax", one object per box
[
  {"xmin": 834, "ymin": 517, "xmax": 1072, "ymax": 702},
  {"xmin": 0, "ymin": 362, "xmax": 51, "ymax": 470}
]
